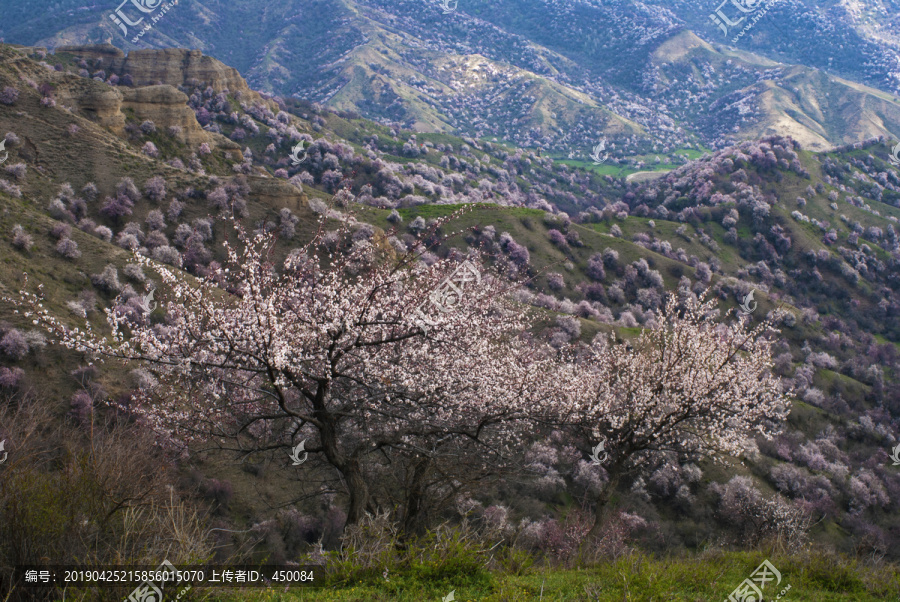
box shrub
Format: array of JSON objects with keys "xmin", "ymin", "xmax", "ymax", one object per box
[
  {"xmin": 547, "ymin": 272, "xmax": 565, "ymax": 290},
  {"xmin": 207, "ymin": 187, "xmax": 228, "ymax": 210},
  {"xmin": 279, "ymin": 208, "xmax": 298, "ymax": 239},
  {"xmin": 140, "ymin": 120, "xmax": 156, "ymax": 134},
  {"xmin": 587, "ymin": 253, "xmax": 606, "ymax": 281},
  {"xmin": 0, "ymin": 179, "xmax": 22, "ymax": 198},
  {"xmin": 0, "ymin": 86, "xmax": 19, "ymax": 105},
  {"xmin": 192, "ymin": 218, "xmax": 213, "ymax": 242},
  {"xmin": 167, "ymin": 199, "xmax": 184, "ymax": 221},
  {"xmin": 82, "ymin": 182, "xmax": 99, "ymax": 201},
  {"xmin": 508, "ymin": 241, "xmax": 530, "ymax": 266},
  {"xmin": 123, "ymin": 263, "xmax": 147, "ymax": 283},
  {"xmin": 0, "ymin": 329, "xmax": 29, "ymax": 360},
  {"xmin": 69, "ymin": 389, "xmax": 94, "ymax": 426},
  {"xmin": 584, "ymin": 282, "xmax": 606, "ymax": 301},
  {"xmin": 93, "ymin": 225, "xmax": 113, "ymax": 242},
  {"xmin": 79, "ymin": 219, "xmax": 99, "ymax": 235},
  {"xmin": 11, "ymin": 225, "xmax": 33, "ymax": 250},
  {"xmin": 152, "ymin": 245, "xmax": 183, "ymax": 268},
  {"xmin": 713, "ymin": 475, "xmax": 811, "ymax": 551},
  {"xmin": 144, "ymin": 175, "xmax": 167, "ymax": 202},
  {"xmin": 408, "ymin": 216, "xmax": 427, "ymax": 234},
  {"xmin": 90, "ymin": 265, "xmax": 122, "ymax": 294},
  {"xmin": 0, "ymin": 399, "xmax": 211, "ymax": 570},
  {"xmin": 50, "ymin": 223, "xmax": 71, "ymax": 240},
  {"xmin": 548, "ymin": 229, "xmax": 568, "ymax": 249},
  {"xmin": 146, "ymin": 209, "xmax": 166, "ymax": 231},
  {"xmin": 0, "ymin": 366, "xmax": 24, "ymax": 388},
  {"xmin": 56, "ymin": 238, "xmax": 81, "ymax": 260},
  {"xmin": 116, "ymin": 232, "xmax": 140, "ymax": 251},
  {"xmin": 145, "ymin": 230, "xmax": 169, "ymax": 249},
  {"xmin": 4, "ymin": 163, "xmax": 26, "ymax": 182},
  {"xmin": 100, "ymin": 195, "xmax": 134, "ymax": 223},
  {"xmin": 142, "ymin": 141, "xmax": 159, "ymax": 158}
]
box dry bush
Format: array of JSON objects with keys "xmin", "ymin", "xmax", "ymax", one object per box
[{"xmin": 0, "ymin": 392, "xmax": 213, "ymax": 601}]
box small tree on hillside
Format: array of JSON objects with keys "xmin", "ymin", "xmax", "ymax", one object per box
[{"xmin": 567, "ymin": 293, "xmax": 790, "ymax": 538}]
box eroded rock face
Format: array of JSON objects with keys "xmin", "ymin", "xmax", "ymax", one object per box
[
  {"xmin": 50, "ymin": 61, "xmax": 240, "ymax": 153},
  {"xmin": 55, "ymin": 79, "xmax": 126, "ymax": 133},
  {"xmin": 57, "ymin": 46, "xmax": 256, "ymax": 97},
  {"xmin": 121, "ymin": 85, "xmax": 208, "ymax": 145},
  {"xmin": 56, "ymin": 44, "xmax": 125, "ymax": 63},
  {"xmin": 248, "ymin": 176, "xmax": 305, "ymax": 211}
]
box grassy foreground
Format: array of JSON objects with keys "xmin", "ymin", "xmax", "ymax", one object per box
[{"xmin": 204, "ymin": 550, "xmax": 900, "ymax": 601}]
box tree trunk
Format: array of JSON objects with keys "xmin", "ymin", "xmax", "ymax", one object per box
[
  {"xmin": 400, "ymin": 455, "xmax": 431, "ymax": 539},
  {"xmin": 587, "ymin": 468, "xmax": 621, "ymax": 540},
  {"xmin": 342, "ymin": 457, "xmax": 369, "ymax": 527},
  {"xmin": 312, "ymin": 386, "xmax": 370, "ymax": 530}
]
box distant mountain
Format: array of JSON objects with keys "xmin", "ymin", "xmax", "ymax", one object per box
[{"xmin": 2, "ymin": 0, "xmax": 899, "ymax": 157}]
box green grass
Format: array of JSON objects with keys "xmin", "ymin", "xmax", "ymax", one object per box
[
  {"xmin": 552, "ymin": 146, "xmax": 708, "ymax": 178},
  {"xmin": 199, "ymin": 550, "xmax": 900, "ymax": 600}
]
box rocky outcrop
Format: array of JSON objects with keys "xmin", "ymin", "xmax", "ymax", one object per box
[
  {"xmin": 121, "ymin": 85, "xmax": 209, "ymax": 145},
  {"xmin": 55, "ymin": 80, "xmax": 126, "ymax": 133},
  {"xmin": 55, "ymin": 44, "xmax": 124, "ymax": 63},
  {"xmin": 248, "ymin": 177, "xmax": 305, "ymax": 211},
  {"xmin": 54, "ymin": 77, "xmax": 239, "ymax": 153},
  {"xmin": 57, "ymin": 46, "xmax": 260, "ymax": 100}
]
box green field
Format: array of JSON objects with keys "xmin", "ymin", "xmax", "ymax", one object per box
[{"xmin": 200, "ymin": 549, "xmax": 900, "ymax": 601}]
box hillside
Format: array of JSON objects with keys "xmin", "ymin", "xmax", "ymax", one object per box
[{"xmin": 1, "ymin": 42, "xmax": 900, "ymax": 600}]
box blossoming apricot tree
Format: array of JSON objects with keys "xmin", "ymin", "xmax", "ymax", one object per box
[
  {"xmin": 568, "ymin": 293, "xmax": 790, "ymax": 537},
  {"xmin": 16, "ymin": 220, "xmax": 579, "ymax": 532}
]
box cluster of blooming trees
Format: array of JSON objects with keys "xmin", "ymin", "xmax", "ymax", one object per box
[
  {"xmin": 564, "ymin": 295, "xmax": 790, "ymax": 535},
  {"xmin": 15, "ymin": 214, "xmax": 790, "ymax": 538}
]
